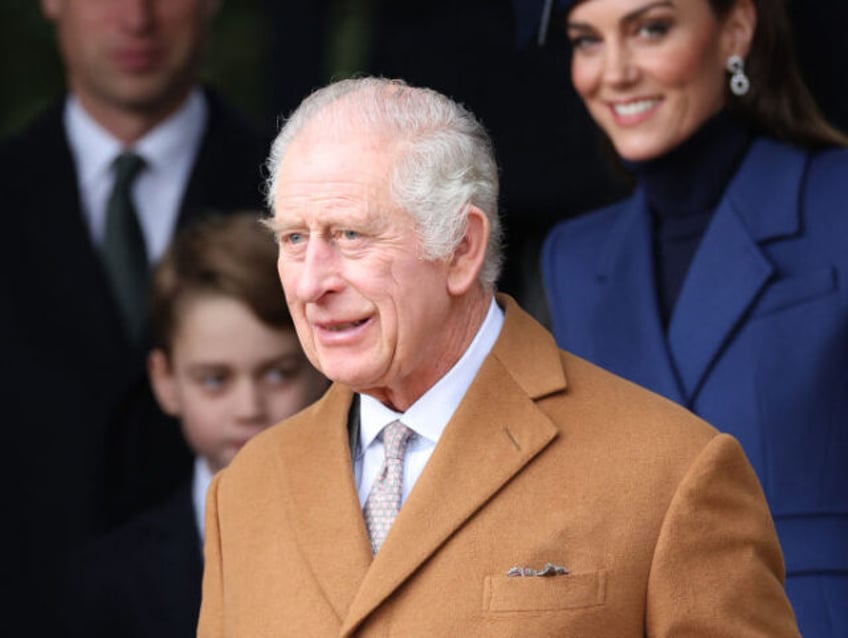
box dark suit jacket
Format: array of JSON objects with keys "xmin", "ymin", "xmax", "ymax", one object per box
[
  {"xmin": 542, "ymin": 138, "xmax": 848, "ymax": 638},
  {"xmin": 198, "ymin": 295, "xmax": 799, "ymax": 637},
  {"xmin": 1, "ymin": 88, "xmax": 270, "ymax": 633},
  {"xmin": 64, "ymin": 481, "xmax": 203, "ymax": 638}
]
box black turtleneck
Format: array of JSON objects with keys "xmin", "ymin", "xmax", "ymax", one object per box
[{"xmin": 625, "ymin": 111, "xmax": 752, "ymax": 326}]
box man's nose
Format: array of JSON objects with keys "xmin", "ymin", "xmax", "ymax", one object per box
[
  {"xmin": 117, "ymin": 0, "xmax": 155, "ymax": 33},
  {"xmin": 295, "ymin": 237, "xmax": 342, "ymax": 302}
]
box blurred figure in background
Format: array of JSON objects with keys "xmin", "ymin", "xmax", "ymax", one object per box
[
  {"xmin": 1, "ymin": 0, "xmax": 270, "ymax": 631},
  {"xmin": 65, "ymin": 213, "xmax": 328, "ymax": 637},
  {"xmin": 541, "ymin": 1, "xmax": 848, "ymax": 635}
]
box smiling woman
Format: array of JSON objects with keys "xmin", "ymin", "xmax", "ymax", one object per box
[
  {"xmin": 542, "ymin": 1, "xmax": 848, "ymax": 636},
  {"xmin": 567, "ymin": 0, "xmax": 735, "ymax": 161}
]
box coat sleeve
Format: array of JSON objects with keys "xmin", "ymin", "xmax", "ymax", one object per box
[
  {"xmin": 197, "ymin": 471, "xmax": 226, "ymax": 638},
  {"xmin": 645, "ymin": 434, "xmax": 799, "ymax": 637}
]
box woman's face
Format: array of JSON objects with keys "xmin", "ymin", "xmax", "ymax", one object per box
[{"xmin": 567, "ymin": 0, "xmax": 742, "ymax": 161}]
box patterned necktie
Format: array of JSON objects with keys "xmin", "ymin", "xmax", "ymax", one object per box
[
  {"xmin": 363, "ymin": 420, "xmax": 415, "ymax": 554},
  {"xmin": 101, "ymin": 151, "xmax": 148, "ymax": 343}
]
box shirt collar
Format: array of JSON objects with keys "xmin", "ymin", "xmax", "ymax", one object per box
[
  {"xmin": 65, "ymin": 96, "xmax": 122, "ymax": 193},
  {"xmin": 135, "ymin": 89, "xmax": 207, "ymax": 175},
  {"xmin": 64, "ymin": 88, "xmax": 207, "ymax": 185},
  {"xmin": 359, "ymin": 297, "xmax": 504, "ymax": 449}
]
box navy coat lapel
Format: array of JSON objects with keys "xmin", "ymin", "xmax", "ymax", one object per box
[
  {"xmin": 595, "ymin": 191, "xmax": 685, "ymax": 402},
  {"xmin": 667, "ymin": 139, "xmax": 807, "ymax": 401}
]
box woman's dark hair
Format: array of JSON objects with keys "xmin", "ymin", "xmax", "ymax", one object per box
[
  {"xmin": 150, "ymin": 211, "xmax": 292, "ymax": 354},
  {"xmin": 710, "ymin": 0, "xmax": 848, "ymax": 148}
]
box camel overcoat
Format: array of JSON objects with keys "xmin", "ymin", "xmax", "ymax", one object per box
[{"xmin": 198, "ymin": 296, "xmax": 799, "ymax": 637}]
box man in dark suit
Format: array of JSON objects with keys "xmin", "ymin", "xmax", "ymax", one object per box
[{"xmin": 1, "ymin": 1, "xmax": 270, "ymax": 631}]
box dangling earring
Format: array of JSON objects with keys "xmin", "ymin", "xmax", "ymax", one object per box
[{"xmin": 726, "ymin": 54, "xmax": 750, "ymax": 96}]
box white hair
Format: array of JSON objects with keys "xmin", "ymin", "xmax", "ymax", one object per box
[{"xmin": 264, "ymin": 77, "xmax": 503, "ymax": 289}]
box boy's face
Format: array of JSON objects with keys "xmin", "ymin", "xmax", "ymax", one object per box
[{"xmin": 149, "ymin": 294, "xmax": 328, "ymax": 474}]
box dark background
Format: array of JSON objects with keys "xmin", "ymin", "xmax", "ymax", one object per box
[{"xmin": 2, "ymin": 0, "xmax": 845, "ymax": 311}]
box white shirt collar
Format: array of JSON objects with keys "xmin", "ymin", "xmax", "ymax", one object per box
[
  {"xmin": 65, "ymin": 96, "xmax": 123, "ymax": 195},
  {"xmin": 64, "ymin": 89, "xmax": 208, "ymax": 260},
  {"xmin": 65, "ymin": 88, "xmax": 206, "ymax": 181},
  {"xmin": 359, "ymin": 297, "xmax": 504, "ymax": 448},
  {"xmin": 133, "ymin": 89, "xmax": 207, "ymax": 176}
]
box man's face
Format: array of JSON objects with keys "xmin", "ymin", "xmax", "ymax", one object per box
[
  {"xmin": 269, "ymin": 126, "xmax": 465, "ymax": 410},
  {"xmin": 41, "ymin": 0, "xmax": 219, "ymax": 122}
]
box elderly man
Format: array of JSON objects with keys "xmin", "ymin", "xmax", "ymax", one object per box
[{"xmin": 197, "ymin": 78, "xmax": 799, "ymax": 637}]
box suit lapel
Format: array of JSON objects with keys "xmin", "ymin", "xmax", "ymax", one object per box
[
  {"xmin": 667, "ymin": 139, "xmax": 806, "ymax": 401},
  {"xmin": 22, "ymin": 106, "xmax": 132, "ymax": 357},
  {"xmin": 275, "ymin": 385, "xmax": 374, "ymax": 623},
  {"xmin": 594, "ymin": 193, "xmax": 685, "ymax": 402},
  {"xmin": 340, "ymin": 298, "xmax": 562, "ymax": 636}
]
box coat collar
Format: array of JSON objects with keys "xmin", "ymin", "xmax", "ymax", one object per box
[
  {"xmin": 593, "ymin": 191, "xmax": 686, "ymax": 402},
  {"xmin": 274, "ymin": 295, "xmax": 564, "ymax": 635},
  {"xmin": 596, "ymin": 138, "xmax": 808, "ymax": 402}
]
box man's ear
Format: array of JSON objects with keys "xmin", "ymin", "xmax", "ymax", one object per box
[
  {"xmin": 148, "ymin": 349, "xmax": 181, "ymax": 417},
  {"xmin": 721, "ymin": 0, "xmax": 757, "ymax": 59},
  {"xmin": 446, "ymin": 205, "xmax": 489, "ymax": 296}
]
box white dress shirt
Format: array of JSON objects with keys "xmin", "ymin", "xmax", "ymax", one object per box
[
  {"xmin": 193, "ymin": 456, "xmax": 215, "ymax": 544},
  {"xmin": 64, "ymin": 89, "xmax": 208, "ymax": 263},
  {"xmin": 355, "ymin": 298, "xmax": 505, "ymax": 506}
]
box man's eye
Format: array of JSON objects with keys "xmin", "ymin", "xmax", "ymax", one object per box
[
  {"xmin": 285, "ymin": 232, "xmax": 305, "ymax": 245},
  {"xmin": 340, "ymin": 230, "xmax": 360, "ymax": 240}
]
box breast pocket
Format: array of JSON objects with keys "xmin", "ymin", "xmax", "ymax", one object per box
[
  {"xmin": 751, "ymin": 267, "xmax": 836, "ymax": 319},
  {"xmin": 482, "ymin": 571, "xmax": 607, "ymax": 614}
]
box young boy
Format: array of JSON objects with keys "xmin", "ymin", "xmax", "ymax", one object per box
[{"xmin": 65, "ymin": 212, "xmax": 328, "ymax": 637}]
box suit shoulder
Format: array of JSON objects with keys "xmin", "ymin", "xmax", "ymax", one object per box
[
  {"xmin": 0, "ymin": 102, "xmax": 67, "ymax": 173},
  {"xmin": 554, "ymin": 349, "xmax": 719, "ymax": 451},
  {"xmin": 544, "ymin": 197, "xmax": 632, "ymax": 249},
  {"xmin": 202, "ymin": 88, "xmax": 272, "ymax": 157},
  {"xmin": 788, "ymin": 145, "xmax": 848, "ymax": 244},
  {"xmin": 804, "ymin": 145, "xmax": 848, "ymax": 195},
  {"xmin": 542, "ymin": 196, "xmax": 635, "ymax": 279}
]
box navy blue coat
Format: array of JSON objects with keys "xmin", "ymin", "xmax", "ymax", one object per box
[{"xmin": 542, "ymin": 138, "xmax": 848, "ymax": 638}]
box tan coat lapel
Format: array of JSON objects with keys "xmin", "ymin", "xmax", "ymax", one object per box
[
  {"xmin": 340, "ymin": 295, "xmax": 567, "ymax": 635},
  {"xmin": 274, "ymin": 383, "xmax": 372, "ymax": 623}
]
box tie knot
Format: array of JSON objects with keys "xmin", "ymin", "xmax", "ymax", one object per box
[
  {"xmin": 113, "ymin": 151, "xmax": 145, "ymax": 188},
  {"xmin": 382, "ymin": 420, "xmax": 413, "ymax": 461}
]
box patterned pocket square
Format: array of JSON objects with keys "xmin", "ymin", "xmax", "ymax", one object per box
[{"xmin": 507, "ymin": 562, "xmax": 569, "ymax": 577}]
